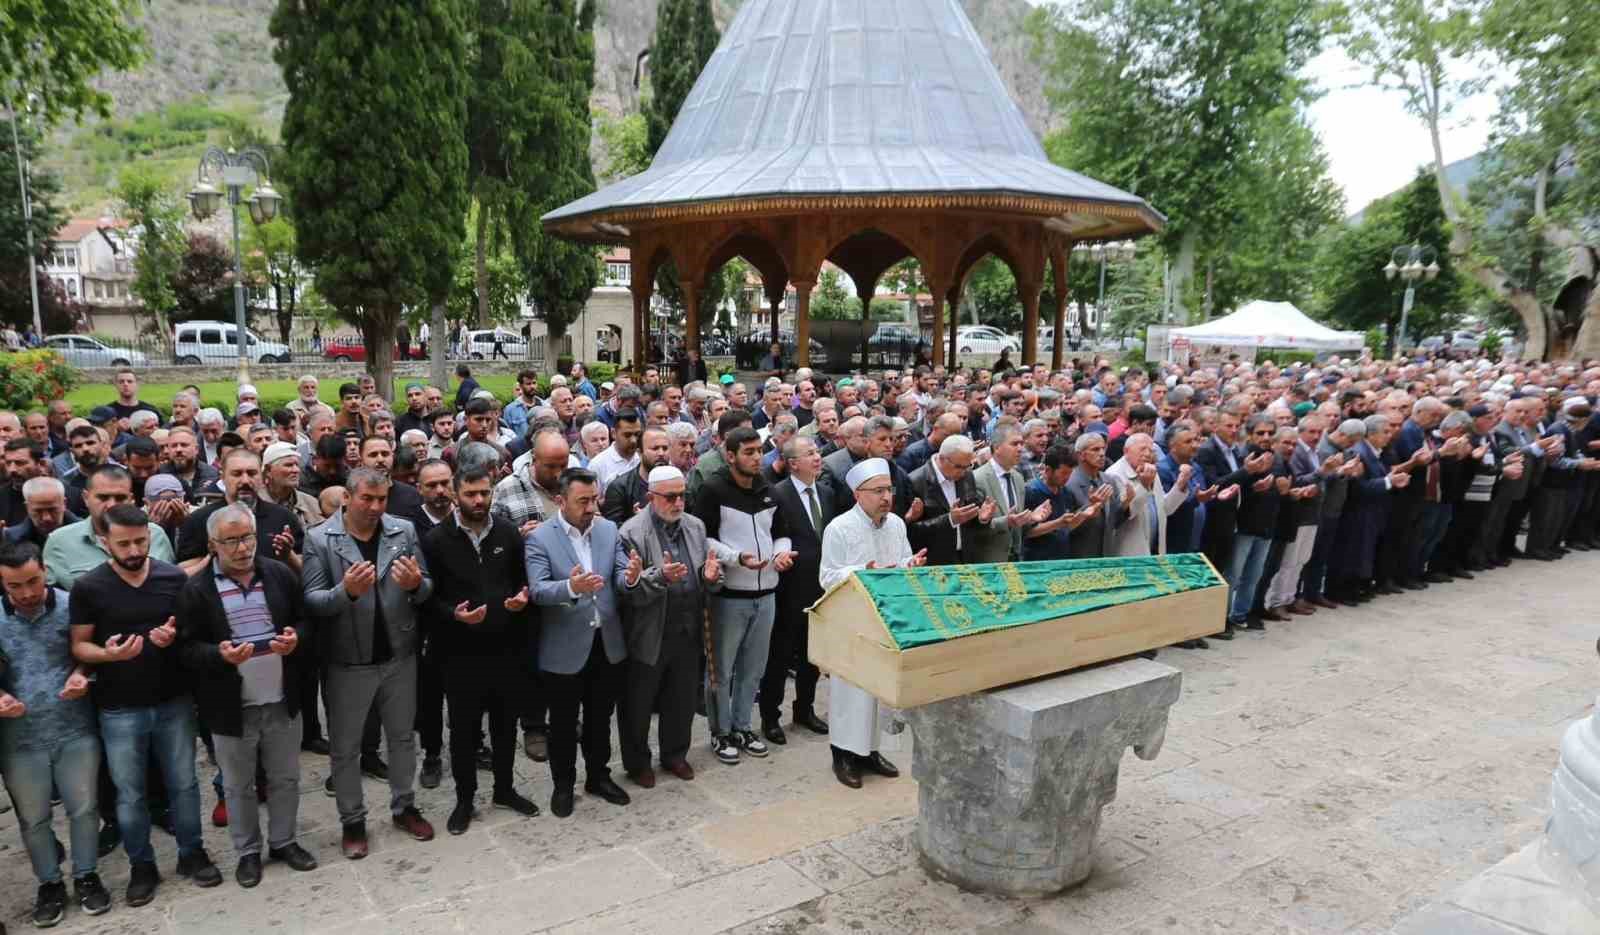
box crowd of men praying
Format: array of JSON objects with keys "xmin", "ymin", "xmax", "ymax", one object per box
[{"xmin": 0, "ymin": 347, "xmax": 1594, "ymax": 929}]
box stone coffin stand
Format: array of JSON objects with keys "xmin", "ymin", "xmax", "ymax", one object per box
[{"xmin": 905, "ymin": 658, "xmax": 1182, "ymax": 897}]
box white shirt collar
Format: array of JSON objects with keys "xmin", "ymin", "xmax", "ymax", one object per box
[{"xmin": 790, "ymin": 473, "xmax": 822, "ymax": 499}]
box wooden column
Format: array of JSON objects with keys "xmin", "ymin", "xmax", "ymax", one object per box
[
  {"xmin": 947, "ymin": 286, "xmax": 961, "ymax": 370},
  {"xmin": 1019, "ymin": 277, "xmax": 1042, "ymax": 367},
  {"xmin": 682, "ymin": 282, "xmax": 701, "ymax": 357},
  {"xmin": 630, "ymin": 282, "xmax": 651, "ymax": 371},
  {"xmin": 1051, "ymin": 288, "xmax": 1068, "ymax": 371},
  {"xmin": 856, "ymin": 282, "xmax": 877, "ymax": 371},
  {"xmin": 793, "ymin": 280, "xmax": 814, "ymax": 367},
  {"xmin": 929, "ymin": 288, "xmax": 945, "ymax": 369},
  {"xmin": 768, "ymin": 286, "xmax": 784, "ymax": 348}
]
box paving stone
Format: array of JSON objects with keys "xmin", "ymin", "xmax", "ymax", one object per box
[
  {"xmin": 783, "ymin": 844, "xmax": 874, "ymax": 893},
  {"xmin": 1392, "ymin": 904, "xmax": 1529, "ymax": 935},
  {"xmin": 1449, "ymin": 865, "xmax": 1600, "ymax": 934},
  {"xmin": 348, "ymin": 821, "xmax": 520, "ymax": 911},
  {"xmin": 168, "ymin": 863, "xmax": 373, "ymax": 935},
  {"xmin": 545, "ymin": 859, "xmax": 824, "ymax": 935}
]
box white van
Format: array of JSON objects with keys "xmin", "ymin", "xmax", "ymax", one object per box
[{"xmin": 172, "ymin": 320, "xmax": 292, "ymax": 365}]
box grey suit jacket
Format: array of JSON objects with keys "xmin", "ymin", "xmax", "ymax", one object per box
[
  {"xmin": 617, "ymin": 511, "xmax": 734, "ymax": 667},
  {"xmin": 971, "ymin": 461, "xmax": 1025, "ymax": 563},
  {"xmin": 525, "ymin": 515, "xmax": 629, "ymax": 675},
  {"xmin": 302, "ymin": 510, "xmax": 433, "ymax": 666}
]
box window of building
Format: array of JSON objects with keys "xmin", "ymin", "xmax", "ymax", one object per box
[{"xmin": 605, "ymin": 262, "xmax": 630, "ymax": 285}]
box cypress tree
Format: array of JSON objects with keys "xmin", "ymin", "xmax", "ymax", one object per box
[{"xmin": 271, "ymin": 0, "xmax": 470, "ymax": 397}]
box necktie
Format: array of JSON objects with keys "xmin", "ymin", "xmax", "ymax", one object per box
[{"xmin": 805, "ymin": 486, "xmax": 823, "ymax": 532}]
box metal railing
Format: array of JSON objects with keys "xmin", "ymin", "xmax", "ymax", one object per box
[{"xmin": 58, "ymin": 329, "xmax": 573, "ymax": 369}]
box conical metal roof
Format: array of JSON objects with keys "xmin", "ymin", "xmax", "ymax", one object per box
[{"xmin": 545, "ymin": 0, "xmax": 1162, "ymax": 238}]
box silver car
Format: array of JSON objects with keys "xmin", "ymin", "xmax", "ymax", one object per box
[{"xmin": 43, "ymin": 334, "xmax": 149, "ymax": 368}]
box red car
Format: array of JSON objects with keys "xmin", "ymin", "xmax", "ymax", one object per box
[{"xmin": 322, "ymin": 336, "xmax": 424, "ymax": 362}]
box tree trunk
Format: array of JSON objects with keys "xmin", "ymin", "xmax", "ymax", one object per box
[
  {"xmin": 475, "ymin": 203, "xmax": 491, "ymax": 329},
  {"xmin": 1171, "ymin": 229, "xmax": 1197, "ymax": 322},
  {"xmin": 430, "ymin": 301, "xmax": 448, "ymax": 389},
  {"xmin": 362, "ymin": 308, "xmax": 399, "ymax": 403}
]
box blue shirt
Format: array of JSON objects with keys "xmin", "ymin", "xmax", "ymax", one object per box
[
  {"xmin": 0, "ymin": 590, "xmax": 96, "ymax": 751},
  {"xmin": 1022, "ymin": 478, "xmax": 1074, "ymax": 561}
]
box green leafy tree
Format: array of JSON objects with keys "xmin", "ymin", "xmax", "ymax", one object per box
[
  {"xmin": 171, "ymin": 232, "xmax": 237, "ymax": 326},
  {"xmin": 0, "ymin": 117, "xmax": 64, "ymax": 276},
  {"xmin": 809, "ymin": 268, "xmax": 857, "ymax": 321},
  {"xmin": 1312, "ymin": 169, "xmax": 1465, "ymax": 353},
  {"xmin": 644, "ymin": 0, "xmax": 719, "ymax": 157},
  {"xmin": 241, "ymin": 216, "xmax": 305, "ymax": 344},
  {"xmin": 2, "ymin": 0, "xmax": 145, "ymax": 124},
  {"xmin": 447, "ymin": 242, "xmax": 527, "ymax": 325},
  {"xmin": 597, "ymin": 111, "xmax": 651, "ymax": 182},
  {"xmin": 272, "ymin": 0, "xmax": 471, "ymax": 398},
  {"xmin": 1030, "ymin": 0, "xmax": 1338, "ymax": 319},
  {"xmin": 115, "ymin": 166, "xmax": 186, "ymax": 341},
  {"xmin": 964, "ymin": 257, "xmax": 1022, "ymax": 333}
]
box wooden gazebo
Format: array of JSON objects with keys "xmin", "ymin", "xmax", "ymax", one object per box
[{"xmin": 543, "ymin": 0, "xmax": 1163, "ymax": 371}]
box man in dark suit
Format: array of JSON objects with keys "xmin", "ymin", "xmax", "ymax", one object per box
[
  {"xmin": 1193, "ymin": 407, "xmax": 1271, "ymax": 579},
  {"xmin": 524, "ymin": 467, "xmax": 633, "ymax": 818},
  {"xmin": 1329, "ymin": 415, "xmax": 1410, "ymax": 602},
  {"xmin": 906, "ymin": 434, "xmax": 993, "ymax": 566},
  {"xmin": 760, "ymin": 437, "xmax": 833, "ymax": 744},
  {"xmin": 894, "ymin": 413, "xmax": 961, "ymax": 475}
]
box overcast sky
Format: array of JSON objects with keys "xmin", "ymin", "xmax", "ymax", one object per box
[{"xmin": 1016, "ymin": 1, "xmax": 1498, "ymax": 216}]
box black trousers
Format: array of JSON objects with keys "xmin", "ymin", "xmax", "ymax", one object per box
[
  {"xmin": 1446, "ymin": 499, "xmax": 1488, "ymax": 568},
  {"xmin": 1527, "ymin": 487, "xmax": 1570, "ymax": 554},
  {"xmin": 760, "ymin": 588, "xmax": 820, "ymax": 726},
  {"xmin": 520, "ymin": 670, "xmax": 548, "ymax": 734},
  {"xmin": 445, "ymin": 655, "xmax": 519, "ymax": 799},
  {"xmin": 300, "ymin": 647, "xmax": 324, "ymax": 743},
  {"xmin": 543, "ymin": 633, "xmax": 623, "ymax": 791},
  {"xmin": 1377, "ymin": 497, "xmax": 1420, "ymax": 583},
  {"xmin": 619, "ymin": 625, "xmax": 699, "ymax": 775},
  {"xmin": 1499, "ymin": 496, "xmax": 1533, "ymax": 557},
  {"xmin": 416, "ymin": 637, "xmax": 445, "ymax": 760}
]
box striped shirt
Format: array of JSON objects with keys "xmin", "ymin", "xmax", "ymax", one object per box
[{"xmin": 212, "ymin": 560, "xmax": 283, "ymax": 706}]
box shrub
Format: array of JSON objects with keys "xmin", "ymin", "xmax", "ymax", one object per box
[{"xmin": 0, "ymin": 350, "xmax": 80, "ymax": 410}]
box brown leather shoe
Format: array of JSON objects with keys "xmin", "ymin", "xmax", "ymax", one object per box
[
  {"xmin": 392, "ymin": 807, "xmax": 434, "ymax": 842},
  {"xmin": 833, "ymin": 758, "xmax": 862, "ymax": 789},
  {"xmin": 1289, "ymin": 600, "xmax": 1316, "ymax": 615},
  {"xmin": 340, "ymin": 822, "xmax": 368, "ymax": 860},
  {"xmin": 662, "ymin": 759, "xmax": 695, "ymax": 781},
  {"xmin": 1309, "ymin": 595, "xmax": 1339, "ymax": 610},
  {"xmin": 628, "ymin": 768, "xmax": 657, "ymax": 789},
  {"xmin": 1261, "ymin": 608, "xmax": 1289, "ymax": 622}
]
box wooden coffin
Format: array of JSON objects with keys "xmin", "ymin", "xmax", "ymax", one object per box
[{"xmin": 807, "ymin": 554, "xmax": 1226, "ymax": 708}]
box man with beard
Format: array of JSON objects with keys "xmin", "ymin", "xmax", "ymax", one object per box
[
  {"xmin": 44, "ymin": 467, "xmax": 175, "ymax": 588},
  {"xmin": 603, "ymin": 427, "xmax": 668, "ymax": 524},
  {"xmin": 1, "ymin": 437, "xmax": 46, "ymax": 526},
  {"xmin": 61, "ymin": 424, "xmax": 110, "ymax": 518},
  {"xmin": 70, "ymin": 505, "xmax": 223, "ymax": 903},
  {"xmin": 334, "ymin": 384, "xmax": 368, "ymax": 440},
  {"xmin": 174, "ymin": 450, "xmax": 305, "ymax": 575},
  {"xmin": 503, "ymin": 372, "xmax": 543, "ymax": 441},
  {"xmin": 158, "ymin": 427, "xmax": 221, "ymax": 505},
  {"xmin": 299, "ymin": 435, "xmax": 348, "ymax": 500},
  {"xmin": 420, "ymin": 466, "xmax": 539, "ymax": 834},
  {"xmin": 121, "ymin": 437, "xmax": 162, "ymax": 503},
  {"xmin": 394, "ymin": 383, "xmax": 433, "ymax": 440},
  {"xmin": 261, "ymin": 443, "xmax": 324, "ymax": 531}
]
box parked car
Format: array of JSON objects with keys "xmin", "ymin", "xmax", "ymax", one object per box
[
  {"xmin": 462, "ymin": 328, "xmax": 529, "ymax": 359},
  {"xmin": 173, "ymin": 320, "xmax": 292, "ymax": 365},
  {"xmin": 735, "ymin": 329, "xmax": 828, "ymax": 368},
  {"xmin": 955, "ymin": 325, "xmax": 1020, "ymax": 355},
  {"xmin": 321, "ymin": 336, "xmax": 424, "ymax": 363},
  {"xmin": 42, "ymin": 334, "xmax": 149, "ymax": 369}
]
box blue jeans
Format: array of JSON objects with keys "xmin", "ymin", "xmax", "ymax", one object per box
[
  {"xmin": 707, "ymin": 595, "xmax": 775, "ymax": 736},
  {"xmin": 1226, "ymin": 534, "xmax": 1272, "ymax": 624},
  {"xmin": 0, "ymin": 734, "xmax": 100, "ymax": 883},
  {"xmin": 99, "ymin": 696, "xmax": 203, "ymax": 864}
]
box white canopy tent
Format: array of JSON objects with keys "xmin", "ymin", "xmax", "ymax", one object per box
[{"xmin": 1171, "ymin": 300, "xmax": 1365, "ymax": 351}]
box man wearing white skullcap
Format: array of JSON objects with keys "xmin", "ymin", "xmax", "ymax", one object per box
[
  {"xmin": 818, "ymin": 457, "xmax": 928, "ymax": 788},
  {"xmin": 261, "ymin": 441, "xmax": 325, "ymax": 530},
  {"xmin": 615, "ymin": 463, "xmax": 735, "ymax": 787}
]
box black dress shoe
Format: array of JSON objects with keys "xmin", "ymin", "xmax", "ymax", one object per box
[
  {"xmin": 583, "ymin": 776, "xmax": 631, "ymax": 807},
  {"xmin": 177, "ymin": 848, "xmax": 223, "ymax": 887},
  {"xmin": 1210, "ymin": 625, "xmax": 1235, "ymax": 641},
  {"xmin": 447, "ymin": 800, "xmax": 473, "ymax": 836},
  {"xmin": 235, "ymin": 854, "xmax": 262, "ymax": 889},
  {"xmin": 550, "ymin": 789, "xmax": 575, "ymax": 818},
  {"xmin": 794, "ymin": 711, "xmax": 830, "ymax": 734},
  {"xmin": 1401, "ymin": 579, "xmax": 1428, "ymax": 591},
  {"xmin": 268, "ymin": 843, "xmax": 318, "ymax": 872},
  {"xmin": 493, "ymin": 790, "xmax": 540, "ymax": 816},
  {"xmin": 861, "ymin": 752, "xmax": 900, "ymax": 778},
  {"xmin": 126, "ymin": 860, "xmax": 160, "ymax": 906},
  {"xmin": 1243, "ymin": 619, "xmax": 1266, "ymax": 631},
  {"xmin": 833, "ymin": 758, "xmax": 862, "ymax": 789},
  {"xmin": 1424, "ymin": 571, "xmax": 1453, "ymax": 584},
  {"xmin": 1450, "ymin": 569, "xmax": 1475, "ymax": 579},
  {"xmin": 419, "ymin": 757, "xmax": 442, "ymax": 790},
  {"xmin": 96, "ymin": 821, "xmax": 120, "ymax": 858},
  {"xmin": 1376, "ymin": 584, "xmax": 1404, "ymax": 596},
  {"xmin": 301, "ymin": 736, "xmax": 330, "ymax": 756},
  {"xmin": 762, "ymin": 723, "xmax": 788, "ymax": 746}
]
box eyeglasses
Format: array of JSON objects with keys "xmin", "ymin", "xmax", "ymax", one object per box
[
  {"xmin": 650, "ymin": 490, "xmax": 686, "ymax": 502},
  {"xmin": 857, "ymin": 484, "xmax": 893, "ymax": 496},
  {"xmin": 213, "ymin": 535, "xmax": 255, "ymax": 551}
]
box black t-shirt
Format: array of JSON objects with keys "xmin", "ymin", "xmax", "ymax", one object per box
[
  {"xmin": 351, "ymin": 530, "xmax": 392, "ymax": 665},
  {"xmin": 69, "ymin": 561, "xmax": 189, "ymax": 709},
  {"xmin": 110, "ymin": 401, "xmax": 160, "ymax": 422}
]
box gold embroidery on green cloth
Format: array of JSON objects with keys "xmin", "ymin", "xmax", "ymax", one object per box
[{"xmin": 853, "ymin": 554, "xmax": 1224, "ymax": 650}]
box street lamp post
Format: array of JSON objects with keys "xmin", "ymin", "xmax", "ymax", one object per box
[
  {"xmin": 1383, "ymin": 242, "xmax": 1439, "ymax": 355},
  {"xmin": 1070, "ymin": 241, "xmax": 1136, "ymax": 349},
  {"xmin": 187, "ymin": 147, "xmax": 281, "ymax": 382},
  {"xmin": 7, "ymin": 96, "xmax": 42, "ymax": 339}
]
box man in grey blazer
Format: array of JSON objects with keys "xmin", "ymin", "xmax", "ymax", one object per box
[
  {"xmin": 971, "ymin": 422, "xmax": 1049, "ymax": 563},
  {"xmin": 618, "ymin": 465, "xmax": 732, "ymax": 788},
  {"xmin": 525, "ymin": 467, "xmax": 634, "ymax": 818},
  {"xmin": 302, "ymin": 467, "xmax": 435, "ymax": 860}
]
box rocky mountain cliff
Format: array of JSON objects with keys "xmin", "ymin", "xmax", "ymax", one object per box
[{"xmin": 58, "ymin": 0, "xmax": 1054, "ymax": 209}]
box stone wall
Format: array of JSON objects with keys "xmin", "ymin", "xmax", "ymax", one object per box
[{"xmin": 79, "ymin": 355, "xmax": 740, "ymax": 388}]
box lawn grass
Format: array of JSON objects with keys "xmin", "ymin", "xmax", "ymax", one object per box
[{"xmin": 63, "ymin": 375, "xmax": 522, "ymax": 417}]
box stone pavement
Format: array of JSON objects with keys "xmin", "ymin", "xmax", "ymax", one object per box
[{"xmin": 2, "ymin": 553, "xmax": 1597, "ymax": 934}]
